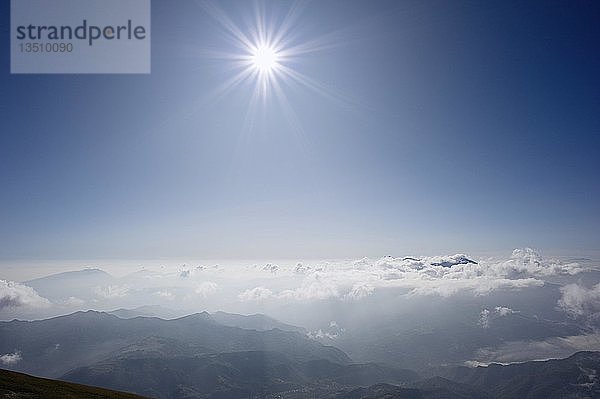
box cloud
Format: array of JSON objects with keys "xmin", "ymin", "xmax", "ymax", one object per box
[
  {"xmin": 345, "ymin": 282, "xmax": 375, "ymax": 300},
  {"xmin": 195, "ymin": 281, "xmax": 218, "ymax": 298},
  {"xmin": 308, "ymin": 320, "xmax": 345, "ymax": 340},
  {"xmin": 240, "ymin": 274, "xmax": 341, "ymax": 302},
  {"xmin": 178, "ymin": 264, "xmax": 209, "ymax": 278},
  {"xmin": 279, "ymin": 277, "xmax": 339, "ymax": 301},
  {"xmin": 351, "ymin": 249, "xmax": 566, "ymax": 297},
  {"xmin": 232, "ymin": 249, "xmax": 575, "ymax": 303},
  {"xmin": 294, "ymin": 263, "xmax": 311, "ymax": 274},
  {"xmin": 0, "ymin": 280, "xmax": 50, "ymax": 310},
  {"xmin": 93, "ymin": 285, "xmax": 129, "ymax": 299},
  {"xmin": 0, "ymin": 352, "xmax": 22, "ymax": 365},
  {"xmin": 154, "ymin": 290, "xmax": 175, "ymax": 300},
  {"xmin": 558, "ymin": 283, "xmax": 600, "ymax": 324},
  {"xmin": 262, "ymin": 263, "xmax": 279, "ymax": 274},
  {"xmin": 404, "ymin": 277, "xmax": 543, "ymax": 297},
  {"xmin": 479, "ymin": 306, "xmax": 517, "ymax": 328},
  {"xmin": 7, "ymin": 248, "xmax": 575, "ymax": 319},
  {"xmin": 238, "ymin": 286, "xmax": 274, "ymax": 301},
  {"xmin": 479, "ymin": 309, "xmax": 491, "ymax": 329},
  {"xmin": 308, "ymin": 329, "xmax": 338, "ymax": 340},
  {"xmin": 494, "ymin": 306, "xmax": 515, "ymax": 316},
  {"xmin": 179, "ymin": 269, "xmax": 191, "ymax": 278},
  {"xmin": 62, "ymin": 297, "xmax": 86, "ymax": 306},
  {"xmin": 493, "ymin": 248, "xmax": 583, "ymax": 278},
  {"xmin": 468, "ymin": 333, "xmax": 600, "ymax": 365}
]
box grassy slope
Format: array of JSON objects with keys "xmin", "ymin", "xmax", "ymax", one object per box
[{"xmin": 0, "ymin": 368, "xmax": 151, "ymax": 399}]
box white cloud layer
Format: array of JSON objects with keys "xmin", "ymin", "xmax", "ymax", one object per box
[
  {"xmin": 0, "ymin": 351, "xmax": 22, "ymax": 365},
  {"xmin": 0, "ymin": 280, "xmax": 50, "ymax": 310},
  {"xmin": 558, "ymin": 283, "xmax": 600, "ymax": 324},
  {"xmin": 237, "ymin": 248, "xmax": 578, "ymax": 302},
  {"xmin": 154, "ymin": 290, "xmax": 175, "ymax": 300},
  {"xmin": 238, "ymin": 286, "xmax": 274, "ymax": 301},
  {"xmin": 308, "ymin": 320, "xmax": 346, "ymax": 340},
  {"xmin": 1, "ymin": 248, "xmax": 588, "ymax": 323},
  {"xmin": 468, "ymin": 333, "xmax": 600, "ymax": 365},
  {"xmin": 93, "ymin": 285, "xmax": 130, "ymax": 299},
  {"xmin": 195, "ymin": 281, "xmax": 219, "ymax": 298},
  {"xmin": 479, "ymin": 306, "xmax": 517, "ymax": 328}
]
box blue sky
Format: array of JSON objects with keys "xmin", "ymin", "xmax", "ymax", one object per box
[{"xmin": 0, "ymin": 0, "xmax": 599, "ymax": 260}]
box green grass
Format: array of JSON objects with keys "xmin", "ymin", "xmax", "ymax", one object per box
[{"xmin": 0, "ymin": 368, "xmax": 151, "ymax": 399}]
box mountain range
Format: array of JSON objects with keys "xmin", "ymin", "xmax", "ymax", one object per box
[
  {"xmin": 0, "ymin": 310, "xmax": 598, "ymax": 398},
  {"xmin": 0, "ymin": 310, "xmax": 349, "ymax": 378}
]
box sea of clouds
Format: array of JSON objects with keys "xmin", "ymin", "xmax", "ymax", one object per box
[
  {"xmin": 1, "ymin": 248, "xmax": 599, "ymax": 366},
  {"xmin": 0, "ymin": 248, "xmax": 594, "ymax": 316}
]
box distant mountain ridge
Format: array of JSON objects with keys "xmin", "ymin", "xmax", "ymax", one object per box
[
  {"xmin": 0, "ymin": 310, "xmax": 419, "ymax": 399},
  {"xmin": 333, "ymin": 380, "xmax": 490, "ymax": 399},
  {"xmin": 24, "ymin": 268, "xmax": 112, "ymax": 284},
  {"xmin": 0, "ymin": 310, "xmax": 348, "ymax": 378},
  {"xmin": 210, "ymin": 310, "xmax": 307, "ymax": 333},
  {"xmin": 23, "ymin": 268, "xmax": 115, "ymax": 303},
  {"xmin": 107, "ymin": 307, "xmax": 306, "ymax": 333},
  {"xmin": 108, "ymin": 305, "xmax": 183, "ymax": 320},
  {"xmin": 1, "ymin": 310, "xmax": 598, "ymax": 399},
  {"xmin": 436, "ymin": 351, "xmax": 600, "ymax": 399},
  {"xmin": 332, "ymin": 352, "xmax": 600, "ymax": 399}
]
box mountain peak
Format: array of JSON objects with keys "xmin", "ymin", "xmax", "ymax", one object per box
[
  {"xmin": 25, "ymin": 268, "xmax": 113, "ymax": 284},
  {"xmin": 175, "ymin": 311, "xmax": 214, "ymax": 323}
]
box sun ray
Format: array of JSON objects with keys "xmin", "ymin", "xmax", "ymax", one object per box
[
  {"xmin": 197, "ymin": 0, "xmax": 361, "ymax": 137},
  {"xmin": 197, "ymin": 0, "xmax": 255, "ymax": 51},
  {"xmin": 277, "ymin": 64, "xmax": 355, "ymax": 108},
  {"xmin": 270, "ymin": 1, "xmax": 306, "ymax": 51}
]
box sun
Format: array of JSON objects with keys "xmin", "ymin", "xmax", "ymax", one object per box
[
  {"xmin": 251, "ymin": 44, "xmax": 280, "ymax": 72},
  {"xmin": 200, "ymin": 1, "xmax": 341, "ymax": 105}
]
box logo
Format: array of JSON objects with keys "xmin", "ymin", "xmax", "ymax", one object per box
[{"xmin": 11, "ymin": 0, "xmax": 151, "ymax": 74}]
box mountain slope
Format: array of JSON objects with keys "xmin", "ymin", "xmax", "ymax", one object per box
[
  {"xmin": 211, "ymin": 311, "xmax": 306, "ymax": 333},
  {"xmin": 409, "ymin": 377, "xmax": 492, "ymax": 399},
  {"xmin": 109, "ymin": 306, "xmax": 182, "ymax": 320},
  {"xmin": 333, "ymin": 353, "xmax": 600, "ymax": 399},
  {"xmin": 0, "ymin": 310, "xmax": 350, "ymax": 378},
  {"xmin": 0, "ymin": 368, "xmax": 149, "ymax": 399},
  {"xmin": 314, "ymin": 287, "xmax": 583, "ymax": 370},
  {"xmin": 24, "ymin": 268, "xmax": 115, "ymax": 301},
  {"xmin": 333, "ymin": 383, "xmax": 424, "ymax": 399},
  {"xmin": 63, "ymin": 350, "xmax": 419, "ymax": 399},
  {"xmin": 437, "ymin": 351, "xmax": 600, "ymax": 399}
]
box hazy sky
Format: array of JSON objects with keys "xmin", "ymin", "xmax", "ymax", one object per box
[{"xmin": 1, "ymin": 0, "xmax": 599, "ymax": 260}]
